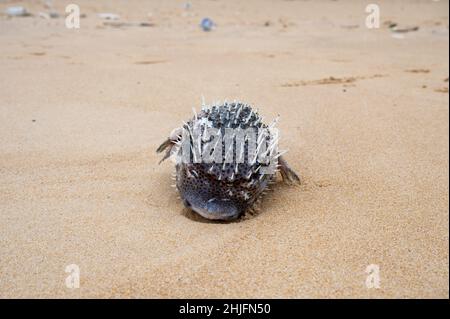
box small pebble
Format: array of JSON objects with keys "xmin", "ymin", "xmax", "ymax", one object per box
[
  {"xmin": 200, "ymin": 18, "xmax": 214, "ymax": 32},
  {"xmin": 38, "ymin": 12, "xmax": 58, "ymax": 19},
  {"xmin": 38, "ymin": 12, "xmax": 50, "ymax": 19},
  {"xmin": 98, "ymin": 13, "xmax": 120, "ymax": 20},
  {"xmin": 139, "ymin": 22, "xmax": 155, "ymax": 27},
  {"xmin": 5, "ymin": 6, "xmax": 30, "ymax": 17},
  {"xmin": 183, "ymin": 2, "xmax": 192, "ymax": 10}
]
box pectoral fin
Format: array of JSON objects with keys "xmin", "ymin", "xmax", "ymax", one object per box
[{"xmin": 278, "ymin": 156, "xmax": 301, "ymax": 184}]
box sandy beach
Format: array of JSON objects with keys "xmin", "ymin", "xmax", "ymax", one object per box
[{"xmin": 0, "ymin": 0, "xmax": 448, "ymax": 298}]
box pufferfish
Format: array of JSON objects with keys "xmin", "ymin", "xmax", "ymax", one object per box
[{"xmin": 157, "ymin": 101, "xmax": 300, "ymax": 221}]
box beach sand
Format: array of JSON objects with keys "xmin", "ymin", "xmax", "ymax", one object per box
[{"xmin": 0, "ymin": 0, "xmax": 448, "ymax": 298}]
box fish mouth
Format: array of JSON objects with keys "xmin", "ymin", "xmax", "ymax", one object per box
[
  {"xmin": 183, "ymin": 198, "xmax": 240, "ymax": 221},
  {"xmin": 191, "ymin": 206, "xmax": 240, "ymax": 221}
]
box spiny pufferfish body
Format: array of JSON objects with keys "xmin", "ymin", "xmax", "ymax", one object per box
[{"xmin": 157, "ymin": 101, "xmax": 300, "ymax": 221}]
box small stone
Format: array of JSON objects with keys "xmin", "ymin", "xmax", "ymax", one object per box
[
  {"xmin": 139, "ymin": 22, "xmax": 155, "ymax": 27},
  {"xmin": 200, "ymin": 18, "xmax": 214, "ymax": 32},
  {"xmin": 98, "ymin": 13, "xmax": 120, "ymax": 20},
  {"xmin": 5, "ymin": 6, "xmax": 30, "ymax": 17},
  {"xmin": 183, "ymin": 2, "xmax": 192, "ymax": 10}
]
